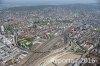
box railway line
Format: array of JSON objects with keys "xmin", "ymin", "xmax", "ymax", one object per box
[{"xmin": 18, "ymin": 35, "xmax": 63, "ymax": 66}]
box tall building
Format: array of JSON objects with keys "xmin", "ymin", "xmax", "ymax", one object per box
[
  {"xmin": 13, "ymin": 29, "xmax": 18, "ymax": 45},
  {"xmin": 1, "ymin": 25, "xmax": 4, "ymax": 32},
  {"xmin": 1, "ymin": 25, "xmax": 5, "ymax": 35}
]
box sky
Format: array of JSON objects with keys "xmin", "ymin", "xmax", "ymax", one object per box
[{"xmin": 0, "ymin": 0, "xmax": 98, "ymax": 5}]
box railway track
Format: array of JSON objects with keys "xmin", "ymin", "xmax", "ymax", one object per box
[{"xmin": 17, "ymin": 35, "xmax": 63, "ymax": 66}]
